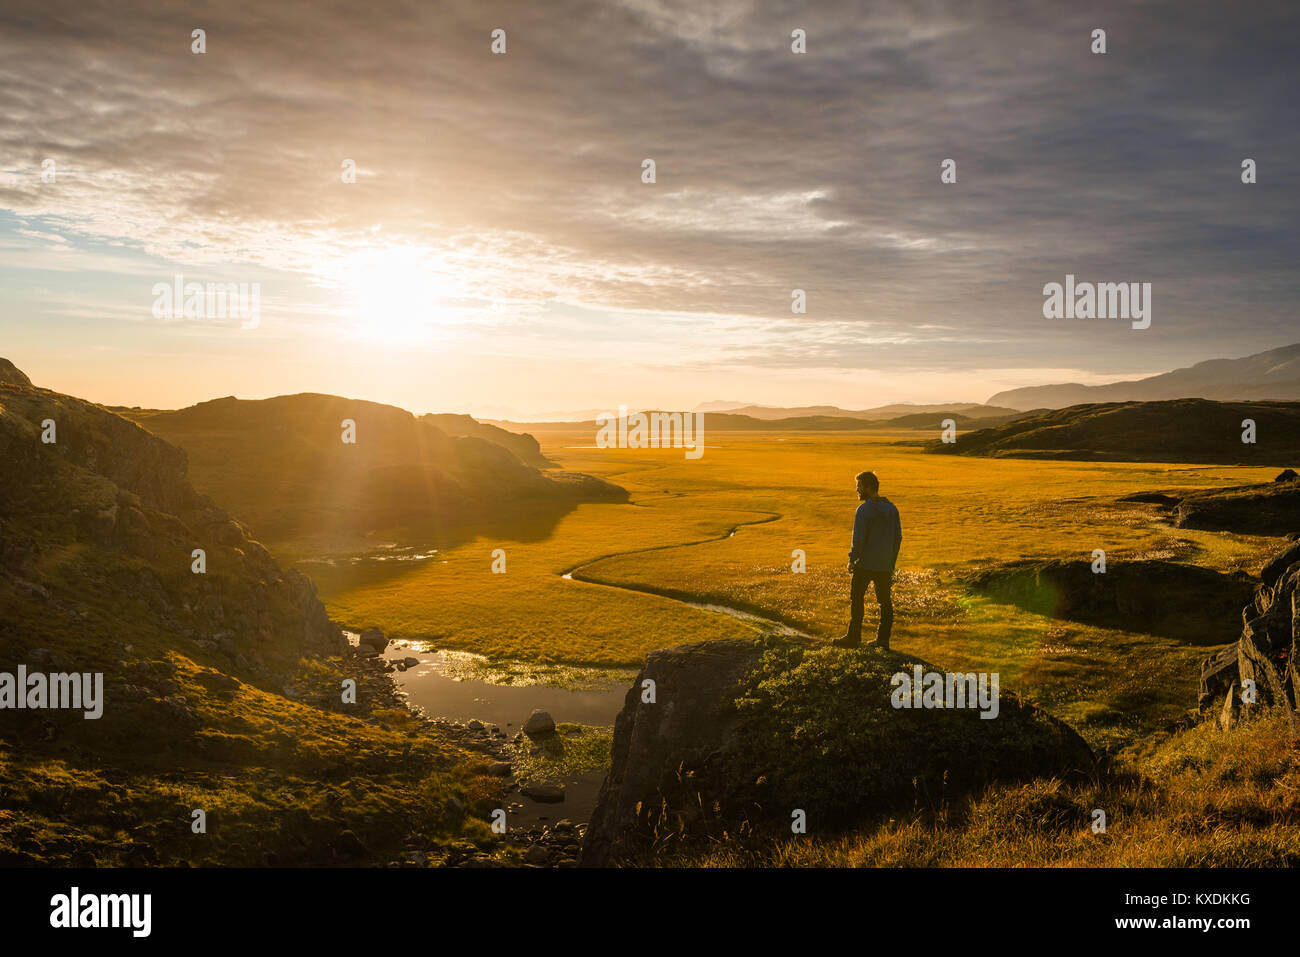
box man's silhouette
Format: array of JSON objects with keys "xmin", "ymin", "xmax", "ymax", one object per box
[{"xmin": 832, "ymin": 470, "xmax": 901, "ymax": 650}]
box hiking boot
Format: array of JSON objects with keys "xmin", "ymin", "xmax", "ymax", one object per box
[
  {"xmin": 865, "ymin": 638, "xmax": 889, "ymax": 651},
  {"xmin": 830, "ymin": 635, "xmax": 861, "ymax": 649}
]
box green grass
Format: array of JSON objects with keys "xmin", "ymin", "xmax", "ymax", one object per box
[
  {"xmin": 0, "ymin": 650, "xmax": 502, "ymax": 866},
  {"xmin": 300, "ymin": 430, "xmax": 1278, "ymax": 749},
  {"xmin": 309, "ymin": 494, "xmax": 760, "ymax": 666}
]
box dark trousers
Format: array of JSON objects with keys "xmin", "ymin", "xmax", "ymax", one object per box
[{"xmin": 848, "ymin": 566, "xmax": 893, "ymax": 646}]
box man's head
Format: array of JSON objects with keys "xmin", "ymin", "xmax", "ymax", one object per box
[{"xmin": 855, "ymin": 470, "xmax": 879, "ymax": 500}]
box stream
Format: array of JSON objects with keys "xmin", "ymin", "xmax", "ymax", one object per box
[{"xmin": 342, "ymin": 513, "xmax": 814, "ymax": 824}]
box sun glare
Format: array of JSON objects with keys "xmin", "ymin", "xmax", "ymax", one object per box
[{"xmin": 330, "ymin": 245, "xmax": 458, "ymax": 344}]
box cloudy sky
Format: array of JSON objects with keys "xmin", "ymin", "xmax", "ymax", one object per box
[{"xmin": 1, "ymin": 0, "xmax": 1296, "ymax": 417}]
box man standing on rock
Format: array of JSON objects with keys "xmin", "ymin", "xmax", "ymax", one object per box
[{"xmin": 832, "ymin": 471, "xmax": 901, "ymax": 650}]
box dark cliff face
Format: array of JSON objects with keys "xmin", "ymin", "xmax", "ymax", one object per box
[
  {"xmin": 581, "ymin": 637, "xmax": 1095, "ymax": 866},
  {"xmin": 0, "ymin": 362, "xmax": 346, "ymax": 693}
]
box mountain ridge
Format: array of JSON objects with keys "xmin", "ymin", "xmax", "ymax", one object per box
[{"xmin": 988, "ymin": 343, "xmax": 1300, "ymax": 409}]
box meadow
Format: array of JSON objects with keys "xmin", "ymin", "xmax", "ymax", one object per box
[{"xmin": 302, "ymin": 428, "xmax": 1279, "ymax": 751}]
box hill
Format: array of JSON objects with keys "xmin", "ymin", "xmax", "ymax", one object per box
[
  {"xmin": 927, "ymin": 398, "xmax": 1300, "ymax": 465},
  {"xmin": 0, "ymin": 360, "xmax": 496, "ymax": 865},
  {"xmin": 988, "ymin": 342, "xmax": 1300, "ymax": 410},
  {"xmin": 421, "ymin": 413, "xmax": 548, "ymax": 466},
  {"xmin": 126, "ymin": 394, "xmax": 625, "ymax": 544}
]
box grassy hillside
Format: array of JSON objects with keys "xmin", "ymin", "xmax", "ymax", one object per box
[
  {"xmin": 125, "ymin": 394, "xmax": 625, "ymax": 547},
  {"xmin": 0, "ymin": 362, "xmax": 501, "ymax": 866},
  {"xmin": 928, "ymin": 399, "xmax": 1300, "ymax": 465}
]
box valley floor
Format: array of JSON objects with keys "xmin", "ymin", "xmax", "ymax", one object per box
[{"xmin": 306, "ymin": 430, "xmax": 1281, "ymax": 752}]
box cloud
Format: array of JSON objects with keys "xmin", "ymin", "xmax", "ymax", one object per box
[{"xmin": 0, "ymin": 0, "xmax": 1295, "ymax": 383}]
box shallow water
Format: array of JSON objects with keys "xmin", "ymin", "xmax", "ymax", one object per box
[
  {"xmin": 559, "ymin": 572, "xmax": 814, "ymax": 641},
  {"xmin": 685, "ymin": 601, "xmax": 813, "ymax": 640},
  {"xmin": 297, "ymin": 544, "xmax": 440, "ymax": 567},
  {"xmin": 346, "ymin": 633, "xmax": 630, "ymax": 729},
  {"xmin": 346, "ymin": 634, "xmax": 626, "ymax": 825}
]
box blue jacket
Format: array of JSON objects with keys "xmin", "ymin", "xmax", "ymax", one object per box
[{"xmin": 850, "ymin": 496, "xmax": 902, "ymax": 571}]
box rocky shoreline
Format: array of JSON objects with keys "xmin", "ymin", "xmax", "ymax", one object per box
[{"xmin": 343, "ymin": 632, "xmax": 593, "ymax": 868}]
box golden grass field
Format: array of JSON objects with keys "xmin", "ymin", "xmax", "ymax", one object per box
[{"xmin": 305, "ymin": 429, "xmax": 1280, "ymax": 750}]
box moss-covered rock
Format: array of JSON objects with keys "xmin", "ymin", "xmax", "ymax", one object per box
[{"xmin": 581, "ymin": 637, "xmax": 1093, "ymax": 865}]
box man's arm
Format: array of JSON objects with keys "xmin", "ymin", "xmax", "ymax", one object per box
[
  {"xmin": 892, "ymin": 511, "xmax": 902, "ymax": 568},
  {"xmin": 849, "ymin": 503, "xmax": 868, "ymax": 568}
]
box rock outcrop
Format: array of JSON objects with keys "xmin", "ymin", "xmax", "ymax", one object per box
[
  {"xmin": 0, "ymin": 357, "xmax": 32, "ymax": 388},
  {"xmin": 1113, "ymin": 478, "xmax": 1300, "ymax": 537},
  {"xmin": 1199, "ymin": 539, "xmax": 1300, "ymax": 713},
  {"xmin": 580, "ymin": 637, "xmax": 1095, "ymax": 866},
  {"xmin": 1174, "ymin": 481, "xmax": 1300, "ymax": 535},
  {"xmin": 0, "ymin": 360, "xmax": 347, "ymax": 690}
]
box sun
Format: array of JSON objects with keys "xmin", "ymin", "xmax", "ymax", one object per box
[{"xmin": 330, "ymin": 244, "xmax": 458, "ymax": 344}]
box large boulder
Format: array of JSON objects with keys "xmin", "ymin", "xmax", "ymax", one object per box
[
  {"xmin": 523, "ymin": 709, "xmax": 556, "ymax": 736},
  {"xmin": 1198, "ymin": 539, "xmax": 1300, "ymax": 713},
  {"xmin": 580, "ymin": 637, "xmax": 1094, "ymax": 866},
  {"xmin": 357, "ymin": 628, "xmax": 388, "ymax": 653}
]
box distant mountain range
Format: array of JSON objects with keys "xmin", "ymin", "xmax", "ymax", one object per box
[
  {"xmin": 694, "ymin": 402, "xmax": 1020, "ymax": 421},
  {"xmin": 988, "ymin": 343, "xmax": 1300, "ymax": 410},
  {"xmin": 490, "ymin": 401, "xmax": 1020, "ymax": 424},
  {"xmin": 495, "ymin": 407, "xmax": 1026, "ymax": 433}
]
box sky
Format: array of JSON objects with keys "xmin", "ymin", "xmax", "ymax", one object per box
[{"xmin": 1, "ymin": 0, "xmax": 1297, "ymax": 419}]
